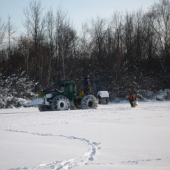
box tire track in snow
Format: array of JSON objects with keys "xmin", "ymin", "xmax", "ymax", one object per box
[
  {"xmin": 122, "ymin": 158, "xmax": 162, "ymax": 164},
  {"xmin": 1, "ymin": 127, "xmax": 101, "ymax": 170}
]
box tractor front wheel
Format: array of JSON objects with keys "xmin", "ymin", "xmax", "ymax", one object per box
[
  {"xmin": 81, "ymin": 95, "xmax": 98, "ymax": 109},
  {"xmin": 51, "ymin": 95, "xmax": 70, "ymax": 111}
]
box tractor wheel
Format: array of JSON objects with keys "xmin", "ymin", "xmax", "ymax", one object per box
[
  {"xmin": 38, "ymin": 105, "xmax": 50, "ymax": 112},
  {"xmin": 81, "ymin": 95, "xmax": 98, "ymax": 109},
  {"xmin": 51, "ymin": 95, "xmax": 70, "ymax": 111}
]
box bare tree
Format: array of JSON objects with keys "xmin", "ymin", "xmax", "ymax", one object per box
[
  {"xmin": 7, "ymin": 16, "xmax": 16, "ymax": 53},
  {"xmin": 89, "ymin": 17, "xmax": 107, "ymax": 63},
  {"xmin": 23, "ymin": 0, "xmax": 46, "ymax": 84},
  {"xmin": 0, "ymin": 18, "xmax": 6, "ymax": 74},
  {"xmin": 18, "ymin": 35, "xmax": 31, "ymax": 75},
  {"xmin": 46, "ymin": 7, "xmax": 55, "ymax": 84},
  {"xmin": 110, "ymin": 13, "xmax": 124, "ymax": 76},
  {"xmin": 0, "ymin": 17, "xmax": 6, "ymax": 49},
  {"xmin": 54, "ymin": 8, "xmax": 77, "ymax": 80},
  {"xmin": 151, "ymin": 0, "xmax": 170, "ymax": 56},
  {"xmin": 151, "ymin": 0, "xmax": 170, "ymax": 88}
]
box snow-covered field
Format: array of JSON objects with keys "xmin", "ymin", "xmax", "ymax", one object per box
[{"xmin": 0, "ymin": 101, "xmax": 170, "ymax": 170}]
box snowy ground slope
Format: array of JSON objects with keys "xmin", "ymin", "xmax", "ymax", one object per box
[{"xmin": 0, "ymin": 101, "xmax": 170, "ymax": 170}]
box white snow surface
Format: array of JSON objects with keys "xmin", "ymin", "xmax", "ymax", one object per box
[
  {"xmin": 97, "ymin": 91, "xmax": 109, "ymax": 98},
  {"xmin": 0, "ymin": 101, "xmax": 170, "ymax": 170},
  {"xmin": 28, "ymin": 98, "xmax": 44, "ymax": 106}
]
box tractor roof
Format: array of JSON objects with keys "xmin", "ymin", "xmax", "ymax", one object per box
[
  {"xmin": 56, "ymin": 80, "xmax": 77, "ymax": 85},
  {"xmin": 42, "ymin": 80, "xmax": 76, "ymax": 93}
]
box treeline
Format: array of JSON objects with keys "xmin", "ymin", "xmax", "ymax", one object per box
[{"xmin": 0, "ymin": 0, "xmax": 170, "ymax": 97}]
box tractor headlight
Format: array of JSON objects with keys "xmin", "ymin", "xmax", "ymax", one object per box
[{"xmin": 38, "ymin": 92, "xmax": 44, "ymax": 98}]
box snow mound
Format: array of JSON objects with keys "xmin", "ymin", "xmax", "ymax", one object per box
[
  {"xmin": 155, "ymin": 89, "xmax": 170, "ymax": 101},
  {"xmin": 97, "ymin": 91, "xmax": 109, "ymax": 98},
  {"xmin": 0, "ymin": 73, "xmax": 37, "ymax": 108}
]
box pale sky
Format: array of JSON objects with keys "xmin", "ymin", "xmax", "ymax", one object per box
[{"xmin": 0, "ymin": 0, "xmax": 157, "ymax": 34}]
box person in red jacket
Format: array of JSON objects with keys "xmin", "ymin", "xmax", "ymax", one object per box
[{"xmin": 129, "ymin": 93, "xmax": 137, "ymax": 107}]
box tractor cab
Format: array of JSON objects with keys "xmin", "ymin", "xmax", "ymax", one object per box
[{"xmin": 39, "ymin": 80, "xmax": 78, "ymax": 103}]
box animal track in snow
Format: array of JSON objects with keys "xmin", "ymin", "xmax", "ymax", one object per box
[
  {"xmin": 122, "ymin": 158, "xmax": 162, "ymax": 164},
  {"xmin": 1, "ymin": 127, "xmax": 100, "ymax": 170}
]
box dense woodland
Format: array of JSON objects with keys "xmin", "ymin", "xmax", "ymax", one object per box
[{"xmin": 0, "ymin": 0, "xmax": 170, "ymax": 99}]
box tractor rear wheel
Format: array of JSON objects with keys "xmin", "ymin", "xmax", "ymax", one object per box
[
  {"xmin": 51, "ymin": 95, "xmax": 70, "ymax": 111},
  {"xmin": 81, "ymin": 95, "xmax": 98, "ymax": 109}
]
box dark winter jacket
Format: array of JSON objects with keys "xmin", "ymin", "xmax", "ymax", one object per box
[{"xmin": 84, "ymin": 76, "xmax": 91, "ymax": 87}]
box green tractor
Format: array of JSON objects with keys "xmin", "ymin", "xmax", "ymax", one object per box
[{"xmin": 36, "ymin": 80, "xmax": 98, "ymax": 111}]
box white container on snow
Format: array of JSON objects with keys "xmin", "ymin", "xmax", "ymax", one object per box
[
  {"xmin": 97, "ymin": 91, "xmax": 109, "ymax": 98},
  {"xmin": 97, "ymin": 91, "xmax": 109, "ymax": 104}
]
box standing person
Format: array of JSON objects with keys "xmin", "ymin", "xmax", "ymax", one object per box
[
  {"xmin": 129, "ymin": 93, "xmax": 137, "ymax": 107},
  {"xmin": 84, "ymin": 75, "xmax": 91, "ymax": 95}
]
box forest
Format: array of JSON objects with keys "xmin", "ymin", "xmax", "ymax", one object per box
[{"xmin": 0, "ymin": 0, "xmax": 170, "ymax": 101}]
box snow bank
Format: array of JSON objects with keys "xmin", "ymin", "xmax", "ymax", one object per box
[
  {"xmin": 0, "ymin": 73, "xmax": 37, "ymax": 108},
  {"xmin": 155, "ymin": 89, "xmax": 170, "ymax": 101}
]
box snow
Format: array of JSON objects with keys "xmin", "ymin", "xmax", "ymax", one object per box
[
  {"xmin": 155, "ymin": 89, "xmax": 170, "ymax": 101},
  {"xmin": 28, "ymin": 98, "xmax": 44, "ymax": 106},
  {"xmin": 97, "ymin": 91, "xmax": 109, "ymax": 98},
  {"xmin": 0, "ymin": 101, "xmax": 170, "ymax": 170}
]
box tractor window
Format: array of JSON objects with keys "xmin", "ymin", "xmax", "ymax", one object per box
[
  {"xmin": 52, "ymin": 85, "xmax": 65, "ymax": 93},
  {"xmin": 74, "ymin": 84, "xmax": 77, "ymax": 92},
  {"xmin": 58, "ymin": 85, "xmax": 65, "ymax": 93},
  {"xmin": 44, "ymin": 84, "xmax": 65, "ymax": 93},
  {"xmin": 69, "ymin": 85, "xmax": 73, "ymax": 92}
]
